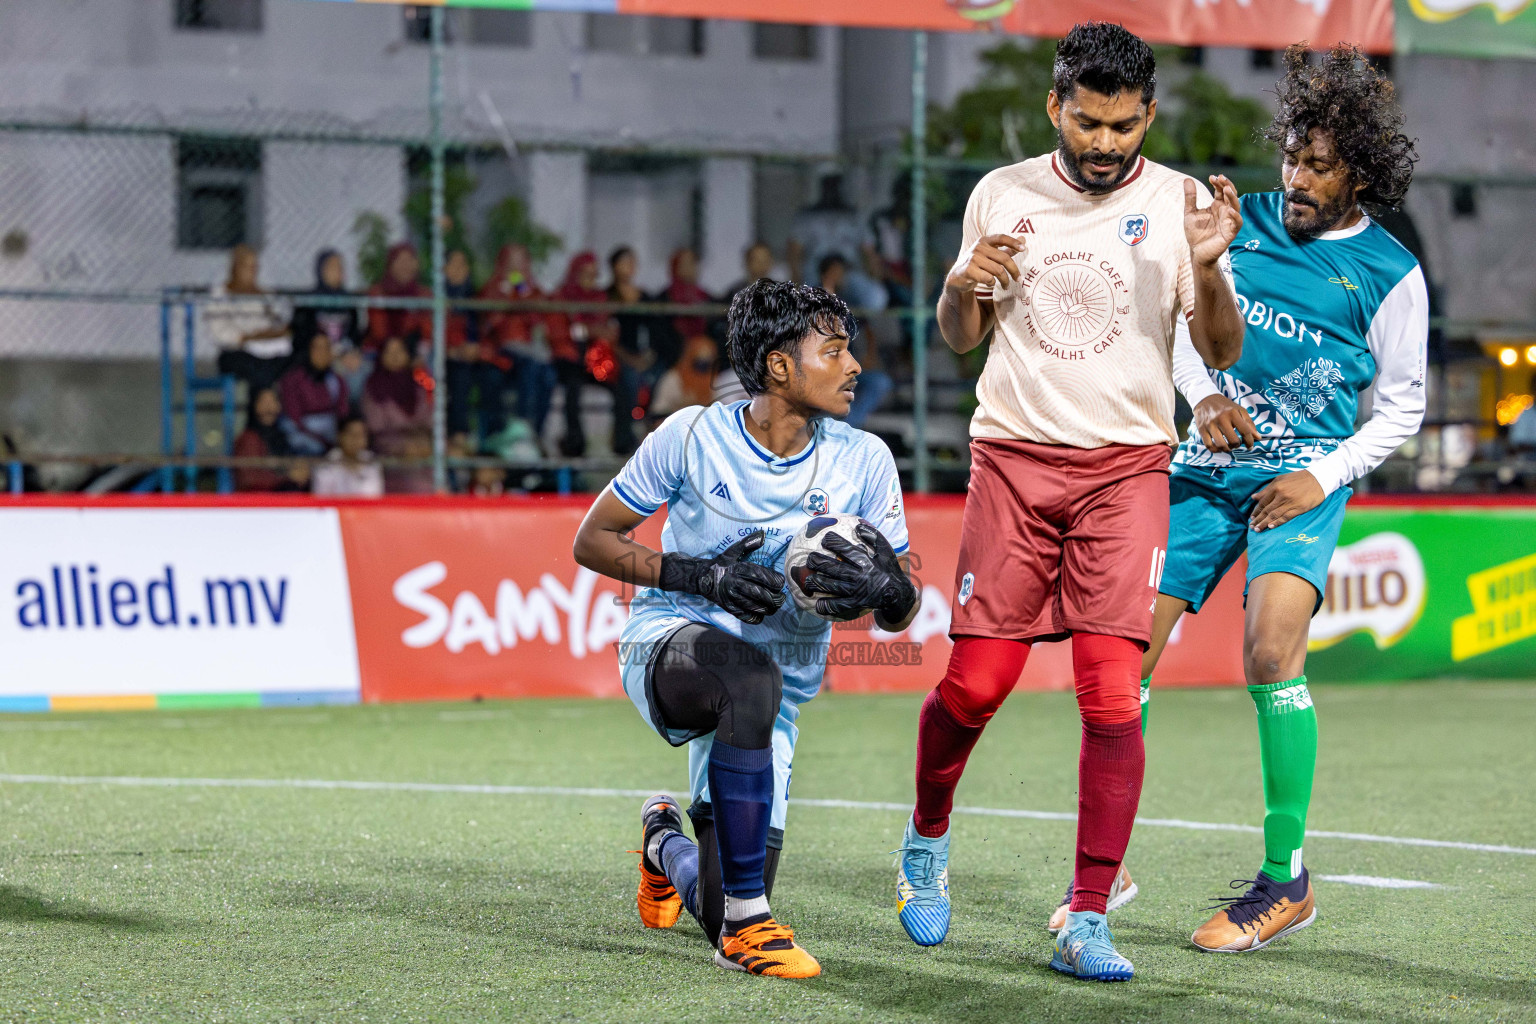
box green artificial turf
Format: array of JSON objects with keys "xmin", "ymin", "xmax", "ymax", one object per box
[{"xmin": 0, "ymin": 681, "xmax": 1532, "ymax": 1022}]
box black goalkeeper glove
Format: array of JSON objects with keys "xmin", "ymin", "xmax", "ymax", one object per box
[
  {"xmin": 801, "ymin": 521, "xmax": 917, "ymax": 625},
  {"xmin": 658, "ymin": 530, "xmax": 786, "ymax": 625}
]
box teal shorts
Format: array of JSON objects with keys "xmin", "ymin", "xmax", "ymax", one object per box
[{"xmin": 1159, "ymin": 464, "xmax": 1350, "ymax": 614}]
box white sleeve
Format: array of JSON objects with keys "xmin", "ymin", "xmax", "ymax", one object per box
[
  {"xmin": 1172, "ymin": 315, "xmax": 1222, "ymax": 408},
  {"xmin": 1306, "ymin": 265, "xmax": 1429, "ymax": 496},
  {"xmin": 608, "ymin": 409, "xmax": 692, "ymax": 515},
  {"xmin": 960, "ymin": 175, "xmax": 994, "ymax": 300},
  {"xmin": 855, "ymin": 442, "xmax": 910, "ymax": 556}
]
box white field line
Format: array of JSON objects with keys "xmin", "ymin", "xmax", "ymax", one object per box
[
  {"xmin": 1318, "ymin": 874, "xmax": 1442, "ymax": 889},
  {"xmin": 1, "ymin": 774, "xmax": 1532, "ymax": 858}
]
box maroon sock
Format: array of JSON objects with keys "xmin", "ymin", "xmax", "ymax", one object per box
[
  {"xmin": 1070, "ymin": 719, "xmax": 1145, "ymax": 914},
  {"xmin": 912, "ymin": 689, "xmax": 985, "ymax": 838}
]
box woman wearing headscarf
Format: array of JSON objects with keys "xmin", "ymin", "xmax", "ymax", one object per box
[
  {"xmin": 648, "ymin": 334, "xmax": 718, "ymax": 420},
  {"xmin": 365, "ymin": 242, "xmax": 433, "ymax": 358},
  {"xmin": 363, "ymin": 335, "xmax": 434, "ymax": 494},
  {"xmin": 652, "ymin": 247, "xmax": 713, "ymax": 375},
  {"xmin": 290, "ymin": 249, "xmax": 366, "ymax": 400},
  {"xmin": 233, "ymin": 387, "xmax": 310, "ymax": 492},
  {"xmin": 278, "ymin": 332, "xmax": 351, "ymax": 456},
  {"xmin": 482, "ymin": 244, "xmax": 554, "ymax": 447},
  {"xmin": 207, "ymin": 244, "xmax": 293, "ymax": 391},
  {"xmin": 550, "ymin": 251, "xmax": 632, "ymax": 457}
]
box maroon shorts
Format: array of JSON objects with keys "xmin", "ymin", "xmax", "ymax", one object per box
[{"xmin": 950, "ymin": 439, "xmax": 1172, "ymax": 646}]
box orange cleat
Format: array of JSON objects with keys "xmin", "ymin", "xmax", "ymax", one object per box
[
  {"xmin": 635, "ymin": 794, "xmax": 684, "ymax": 929},
  {"xmin": 1191, "ymin": 868, "xmax": 1316, "ymax": 953},
  {"xmin": 1047, "ymin": 863, "xmax": 1138, "ymax": 934},
  {"xmin": 714, "ymin": 916, "xmax": 821, "ymax": 978}
]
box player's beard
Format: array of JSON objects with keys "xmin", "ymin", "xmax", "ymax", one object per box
[
  {"xmin": 1281, "ymin": 187, "xmax": 1359, "ymax": 240},
  {"xmin": 1055, "ymin": 128, "xmax": 1145, "ymax": 193}
]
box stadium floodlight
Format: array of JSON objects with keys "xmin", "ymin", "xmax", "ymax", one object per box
[
  {"xmin": 1525, "ymin": 345, "xmax": 1536, "ymax": 365},
  {"xmin": 1499, "ymin": 347, "xmax": 1519, "ymax": 366}
]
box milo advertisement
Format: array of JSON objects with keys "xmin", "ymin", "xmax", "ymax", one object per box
[{"xmin": 1306, "ymin": 505, "xmax": 1536, "ymax": 681}]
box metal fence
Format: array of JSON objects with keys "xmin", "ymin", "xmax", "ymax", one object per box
[{"xmin": 1, "ymin": 15, "xmax": 1533, "ymax": 495}]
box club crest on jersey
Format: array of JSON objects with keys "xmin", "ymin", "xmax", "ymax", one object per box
[
  {"xmin": 1118, "ymin": 214, "xmax": 1149, "ymax": 247},
  {"xmin": 958, "ymin": 572, "xmax": 975, "ymax": 606},
  {"xmin": 803, "ymin": 489, "xmax": 829, "ymax": 516}
]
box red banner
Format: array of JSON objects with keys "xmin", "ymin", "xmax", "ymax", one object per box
[
  {"xmin": 337, "ymin": 496, "xmax": 1245, "ymax": 704},
  {"xmin": 622, "ymin": 0, "xmax": 1395, "ymax": 53}
]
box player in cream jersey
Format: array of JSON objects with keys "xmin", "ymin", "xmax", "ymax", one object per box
[
  {"xmin": 894, "ymin": 23, "xmax": 1245, "ymax": 983},
  {"xmin": 966, "ymin": 152, "xmax": 1229, "ymax": 449}
]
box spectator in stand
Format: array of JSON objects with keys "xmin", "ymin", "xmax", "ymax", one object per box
[
  {"xmin": 656, "ymin": 247, "xmax": 712, "ymax": 373},
  {"xmin": 290, "ymin": 249, "xmax": 366, "ymax": 402},
  {"xmin": 607, "ymin": 245, "xmax": 654, "ymax": 423},
  {"xmin": 819, "ymin": 253, "xmax": 893, "ymax": 429},
  {"xmin": 650, "ymin": 334, "xmax": 718, "ymax": 420},
  {"xmin": 443, "ymin": 248, "xmax": 506, "ymax": 444},
  {"xmin": 312, "ymin": 416, "xmax": 384, "ymax": 498},
  {"xmin": 233, "ymin": 387, "xmax": 310, "ymax": 492},
  {"xmin": 279, "ymin": 332, "xmax": 351, "ymax": 456},
  {"xmin": 366, "ymin": 242, "xmax": 432, "ymax": 358},
  {"xmin": 723, "ymin": 242, "xmax": 777, "ymax": 304},
  {"xmin": 207, "ymin": 245, "xmax": 293, "ymax": 392},
  {"xmin": 363, "ymin": 335, "xmax": 434, "ymax": 494},
  {"xmin": 551, "ymin": 251, "xmax": 632, "ymax": 457},
  {"xmin": 482, "ymin": 243, "xmax": 555, "ymax": 449},
  {"xmin": 470, "ymin": 465, "xmax": 507, "ymax": 497}
]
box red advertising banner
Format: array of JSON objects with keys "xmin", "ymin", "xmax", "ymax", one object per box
[
  {"xmin": 622, "ymin": 0, "xmax": 1394, "ymax": 52},
  {"xmin": 355, "ymin": 0, "xmax": 1395, "ymax": 54},
  {"xmin": 337, "ymin": 496, "xmax": 1245, "ymax": 704}
]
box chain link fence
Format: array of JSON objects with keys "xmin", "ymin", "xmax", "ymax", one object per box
[{"xmin": 1, "ymin": 22, "xmax": 1533, "ymax": 495}]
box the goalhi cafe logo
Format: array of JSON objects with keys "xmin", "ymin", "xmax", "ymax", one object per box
[{"xmin": 1308, "ymin": 533, "xmax": 1427, "ymax": 651}]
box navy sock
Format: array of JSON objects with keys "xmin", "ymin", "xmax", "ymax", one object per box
[
  {"xmin": 656, "ymin": 831, "xmax": 701, "ymax": 922},
  {"xmin": 706, "ymin": 740, "xmax": 773, "ymax": 899}
]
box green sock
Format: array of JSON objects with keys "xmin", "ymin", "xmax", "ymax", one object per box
[
  {"xmin": 1139, "ymin": 677, "xmax": 1150, "ymax": 736},
  {"xmin": 1248, "ymin": 676, "xmax": 1317, "ymax": 884}
]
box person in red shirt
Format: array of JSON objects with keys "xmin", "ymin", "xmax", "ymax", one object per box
[
  {"xmin": 233, "ymin": 387, "xmax": 310, "ymax": 492},
  {"xmin": 365, "ymin": 242, "xmax": 432, "ymax": 357},
  {"xmin": 482, "ymin": 244, "xmax": 555, "ymax": 446},
  {"xmin": 550, "ymin": 252, "xmax": 631, "ymax": 457}
]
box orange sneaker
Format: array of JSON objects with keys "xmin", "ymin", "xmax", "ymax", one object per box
[
  {"xmin": 1047, "ymin": 863, "xmax": 1138, "ymax": 934},
  {"xmin": 1191, "ymin": 868, "xmax": 1316, "ymax": 953},
  {"xmin": 635, "ymin": 794, "xmax": 683, "ymax": 929},
  {"xmin": 714, "ymin": 916, "xmax": 821, "ymax": 978}
]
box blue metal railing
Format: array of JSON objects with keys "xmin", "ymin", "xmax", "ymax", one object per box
[{"xmin": 159, "ymin": 294, "xmax": 236, "ymax": 495}]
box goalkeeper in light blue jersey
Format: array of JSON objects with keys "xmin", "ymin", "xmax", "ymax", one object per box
[
  {"xmin": 1055, "ymin": 45, "xmax": 1428, "ymax": 953},
  {"xmin": 573, "ymin": 280, "xmax": 917, "ymax": 977}
]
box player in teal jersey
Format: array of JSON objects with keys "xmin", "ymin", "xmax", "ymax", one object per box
[{"xmin": 1043, "ymin": 44, "xmax": 1427, "ymax": 951}]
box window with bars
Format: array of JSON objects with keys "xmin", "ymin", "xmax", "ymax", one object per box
[
  {"xmin": 174, "ymin": 0, "xmax": 262, "ymax": 32},
  {"xmin": 176, "ymin": 138, "xmax": 263, "ymax": 250},
  {"xmin": 586, "ymin": 15, "xmax": 704, "ymax": 57},
  {"xmin": 403, "ymin": 5, "xmax": 531, "ymax": 46},
  {"xmin": 753, "ymin": 23, "xmax": 817, "ymax": 61}
]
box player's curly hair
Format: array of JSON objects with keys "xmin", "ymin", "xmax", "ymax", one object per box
[
  {"xmin": 1263, "ymin": 43, "xmax": 1418, "ymax": 209},
  {"xmin": 726, "ymin": 279, "xmax": 858, "ymax": 398},
  {"xmin": 1053, "ymin": 22, "xmax": 1157, "ymax": 103}
]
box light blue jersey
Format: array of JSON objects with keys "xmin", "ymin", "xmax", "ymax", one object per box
[
  {"xmin": 1173, "ymin": 191, "xmax": 1428, "ymax": 496},
  {"xmin": 609, "ymin": 400, "xmax": 909, "ymax": 831}
]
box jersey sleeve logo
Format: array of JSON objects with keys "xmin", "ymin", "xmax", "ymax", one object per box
[{"xmin": 1118, "ymin": 214, "xmax": 1149, "ymax": 246}]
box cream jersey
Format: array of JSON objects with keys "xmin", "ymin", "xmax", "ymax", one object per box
[{"xmin": 962, "ymin": 153, "xmax": 1221, "ymax": 448}]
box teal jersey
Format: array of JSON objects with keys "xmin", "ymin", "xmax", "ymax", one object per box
[{"xmin": 1173, "ymin": 191, "xmax": 1428, "ymax": 495}]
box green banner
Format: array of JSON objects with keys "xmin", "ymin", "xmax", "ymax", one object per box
[
  {"xmin": 1305, "ymin": 507, "xmax": 1536, "ymax": 681},
  {"xmin": 1395, "ymin": 0, "xmax": 1536, "ymax": 57}
]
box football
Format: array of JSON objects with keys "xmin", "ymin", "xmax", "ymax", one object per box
[{"xmin": 784, "ymin": 512, "xmax": 877, "ymax": 617}]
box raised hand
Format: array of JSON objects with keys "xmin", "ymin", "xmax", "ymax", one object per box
[
  {"xmin": 946, "ymin": 233, "xmax": 1026, "ymax": 295},
  {"xmin": 1184, "ymin": 175, "xmax": 1243, "ymax": 269}
]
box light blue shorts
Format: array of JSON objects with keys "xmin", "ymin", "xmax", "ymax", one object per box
[{"xmin": 1159, "ymin": 464, "xmax": 1350, "ymax": 614}]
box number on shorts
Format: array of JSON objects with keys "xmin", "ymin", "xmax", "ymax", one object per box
[{"xmin": 1148, "ymin": 546, "xmax": 1166, "ymax": 589}]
